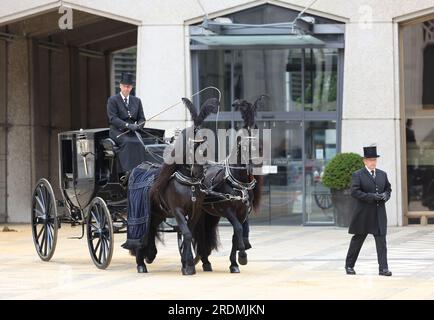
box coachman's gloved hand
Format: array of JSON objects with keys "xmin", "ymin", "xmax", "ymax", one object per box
[{"xmin": 128, "ymin": 123, "xmax": 140, "ymax": 131}]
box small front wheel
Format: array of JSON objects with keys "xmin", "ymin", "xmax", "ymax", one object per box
[{"xmin": 86, "ymin": 197, "xmax": 114, "ymax": 269}]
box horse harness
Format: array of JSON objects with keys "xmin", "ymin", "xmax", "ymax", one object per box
[{"xmin": 201, "ymin": 159, "xmax": 257, "ymax": 215}]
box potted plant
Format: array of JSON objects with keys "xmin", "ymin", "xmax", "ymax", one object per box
[{"xmin": 322, "ymin": 153, "xmax": 364, "ymax": 227}]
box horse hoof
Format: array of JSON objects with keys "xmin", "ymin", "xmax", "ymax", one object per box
[
  {"xmin": 202, "ymin": 263, "xmax": 213, "ymax": 272},
  {"xmin": 137, "ymin": 265, "xmax": 148, "ymax": 273},
  {"xmin": 230, "ymin": 266, "xmax": 240, "ymax": 273},
  {"xmin": 145, "ymin": 257, "xmax": 154, "ymax": 264},
  {"xmin": 238, "ymin": 251, "xmax": 248, "ymax": 265},
  {"xmin": 182, "ymin": 266, "xmax": 196, "ymax": 275}
]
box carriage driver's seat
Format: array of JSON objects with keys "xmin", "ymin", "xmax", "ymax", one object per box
[{"xmin": 101, "ymin": 138, "xmax": 120, "ymax": 157}]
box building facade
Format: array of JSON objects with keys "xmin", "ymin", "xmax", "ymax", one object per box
[{"xmin": 0, "ymin": 0, "xmax": 433, "ymax": 225}]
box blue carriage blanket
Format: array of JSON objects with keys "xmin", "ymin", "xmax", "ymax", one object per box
[{"xmin": 121, "ymin": 163, "xmax": 160, "ymax": 251}]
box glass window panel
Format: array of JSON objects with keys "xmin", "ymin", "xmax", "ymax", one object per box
[
  {"xmin": 112, "ymin": 47, "xmax": 137, "ymax": 95},
  {"xmin": 304, "ymin": 49, "xmax": 338, "ymax": 112},
  {"xmin": 197, "ymin": 50, "xmax": 231, "ymax": 111},
  {"xmin": 267, "ymin": 120, "xmax": 303, "ymax": 224},
  {"xmin": 402, "ymin": 19, "xmax": 434, "ymax": 212},
  {"xmin": 233, "ymin": 49, "xmax": 304, "ymax": 112},
  {"xmin": 304, "ymin": 121, "xmax": 336, "ymax": 224},
  {"xmin": 406, "ymin": 118, "xmax": 434, "ymax": 211}
]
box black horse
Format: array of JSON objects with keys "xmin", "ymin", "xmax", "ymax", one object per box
[
  {"xmin": 132, "ymin": 97, "xmax": 219, "ymax": 275},
  {"xmin": 194, "ymin": 97, "xmax": 265, "ymax": 273}
]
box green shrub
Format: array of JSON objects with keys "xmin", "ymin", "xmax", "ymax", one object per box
[{"xmin": 322, "ymin": 152, "xmax": 364, "ymax": 190}]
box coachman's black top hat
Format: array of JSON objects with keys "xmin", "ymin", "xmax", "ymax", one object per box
[
  {"xmin": 120, "ymin": 73, "xmax": 134, "ymax": 85},
  {"xmin": 363, "ymin": 146, "xmax": 380, "ymax": 158}
]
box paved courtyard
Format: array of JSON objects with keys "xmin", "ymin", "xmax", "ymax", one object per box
[{"xmin": 2, "ymin": 223, "xmax": 434, "ymax": 299}]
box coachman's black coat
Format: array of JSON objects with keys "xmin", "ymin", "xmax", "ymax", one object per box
[
  {"xmin": 107, "ymin": 94, "xmax": 146, "ymax": 172},
  {"xmin": 349, "ymin": 168, "xmax": 392, "ymax": 236}
]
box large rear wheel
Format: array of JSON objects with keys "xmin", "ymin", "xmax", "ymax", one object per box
[{"xmin": 31, "ymin": 178, "xmax": 58, "ymax": 261}]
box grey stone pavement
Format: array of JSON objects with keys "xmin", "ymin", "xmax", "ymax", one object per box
[{"xmin": 2, "ymin": 224, "xmax": 434, "ymax": 300}]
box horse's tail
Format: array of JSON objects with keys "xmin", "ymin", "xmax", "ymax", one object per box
[
  {"xmin": 252, "ymin": 174, "xmax": 263, "ymax": 211},
  {"xmin": 193, "ymin": 211, "xmax": 220, "ymax": 258}
]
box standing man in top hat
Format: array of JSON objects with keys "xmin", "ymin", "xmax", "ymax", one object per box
[
  {"xmin": 344, "ymin": 145, "xmax": 392, "ymax": 276},
  {"xmin": 107, "ymin": 73, "xmax": 147, "ymax": 175}
]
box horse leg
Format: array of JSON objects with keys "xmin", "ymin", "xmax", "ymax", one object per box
[
  {"xmin": 225, "ymin": 209, "xmax": 245, "ymax": 252},
  {"xmin": 201, "ymin": 255, "xmax": 213, "ymax": 272},
  {"xmin": 135, "ymin": 247, "xmax": 148, "ymax": 273},
  {"xmin": 174, "ymin": 208, "xmax": 196, "ymax": 275},
  {"xmin": 145, "ymin": 237, "xmax": 157, "ymax": 264},
  {"xmin": 238, "ymin": 218, "xmax": 250, "ymax": 266},
  {"xmin": 145, "ymin": 221, "xmax": 158, "ymax": 264},
  {"xmin": 229, "ymin": 234, "xmax": 240, "ymax": 273}
]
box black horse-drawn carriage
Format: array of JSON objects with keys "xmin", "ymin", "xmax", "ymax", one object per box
[
  {"xmin": 31, "ymin": 95, "xmax": 265, "ymax": 275},
  {"xmin": 30, "ymin": 127, "xmax": 170, "ymax": 269}
]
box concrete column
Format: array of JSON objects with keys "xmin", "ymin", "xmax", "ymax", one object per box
[
  {"xmin": 135, "ymin": 25, "xmax": 189, "ymax": 137},
  {"xmin": 7, "ymin": 38, "xmax": 32, "ymax": 223},
  {"xmin": 0, "ymin": 39, "xmax": 7, "ymax": 223}
]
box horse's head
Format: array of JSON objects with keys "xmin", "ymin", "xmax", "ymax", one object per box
[{"xmin": 232, "ymin": 96, "xmax": 266, "ymax": 175}]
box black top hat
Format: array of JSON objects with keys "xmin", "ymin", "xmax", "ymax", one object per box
[
  {"xmin": 120, "ymin": 73, "xmax": 134, "ymax": 85},
  {"xmin": 363, "ymin": 146, "xmax": 380, "ymax": 158}
]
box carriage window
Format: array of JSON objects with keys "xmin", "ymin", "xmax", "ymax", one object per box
[{"xmin": 61, "ymin": 140, "xmax": 73, "ymax": 174}]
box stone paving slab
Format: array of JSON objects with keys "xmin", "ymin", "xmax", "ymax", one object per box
[{"xmin": 2, "ymin": 224, "xmax": 434, "ymax": 299}]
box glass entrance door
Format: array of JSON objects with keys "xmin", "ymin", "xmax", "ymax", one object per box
[
  {"xmin": 254, "ymin": 120, "xmax": 303, "ymax": 224},
  {"xmin": 251, "ymin": 120, "xmax": 336, "ymax": 225},
  {"xmin": 304, "ymin": 121, "xmax": 336, "ymax": 224}
]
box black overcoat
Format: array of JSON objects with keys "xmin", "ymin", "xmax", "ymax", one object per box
[
  {"xmin": 348, "ymin": 168, "xmax": 392, "ymax": 236},
  {"xmin": 107, "ymin": 94, "xmax": 146, "ymax": 172}
]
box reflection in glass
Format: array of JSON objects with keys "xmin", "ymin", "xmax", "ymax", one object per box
[
  {"xmin": 402, "ymin": 19, "xmax": 434, "ymax": 213},
  {"xmin": 233, "ymin": 48, "xmax": 338, "ymax": 112},
  {"xmin": 267, "ymin": 121, "xmax": 303, "ymax": 224},
  {"xmin": 304, "ymin": 121, "xmax": 336, "ymax": 224},
  {"xmin": 304, "ymin": 49, "xmax": 338, "ymax": 112},
  {"xmin": 406, "ymin": 119, "xmax": 434, "ymax": 211},
  {"xmin": 197, "ymin": 50, "xmax": 231, "ymax": 111},
  {"xmin": 234, "ymin": 49, "xmax": 303, "ymax": 112}
]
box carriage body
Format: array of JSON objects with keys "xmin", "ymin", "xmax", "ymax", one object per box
[
  {"xmin": 58, "ymin": 128, "xmax": 165, "ymax": 212},
  {"xmin": 32, "ymin": 127, "xmax": 167, "ymax": 269}
]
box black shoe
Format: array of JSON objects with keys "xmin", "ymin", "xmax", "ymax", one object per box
[
  {"xmin": 345, "ymin": 267, "xmax": 356, "ymax": 275},
  {"xmin": 379, "ymin": 269, "xmax": 392, "ymax": 276}
]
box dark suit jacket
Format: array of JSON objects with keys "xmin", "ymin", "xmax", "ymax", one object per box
[
  {"xmin": 107, "ymin": 94, "xmax": 145, "ymax": 141},
  {"xmin": 348, "ymin": 168, "xmax": 392, "ymax": 236}
]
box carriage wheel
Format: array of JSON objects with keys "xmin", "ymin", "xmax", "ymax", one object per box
[
  {"xmin": 177, "ymin": 231, "xmax": 201, "ymax": 265},
  {"xmin": 86, "ymin": 197, "xmax": 114, "ymax": 269},
  {"xmin": 31, "ymin": 178, "xmax": 58, "ymax": 261},
  {"xmin": 314, "ymin": 193, "xmax": 333, "ymax": 210}
]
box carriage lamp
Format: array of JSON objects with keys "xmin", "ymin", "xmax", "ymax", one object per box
[{"xmin": 77, "ymin": 135, "xmax": 92, "ymax": 176}]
